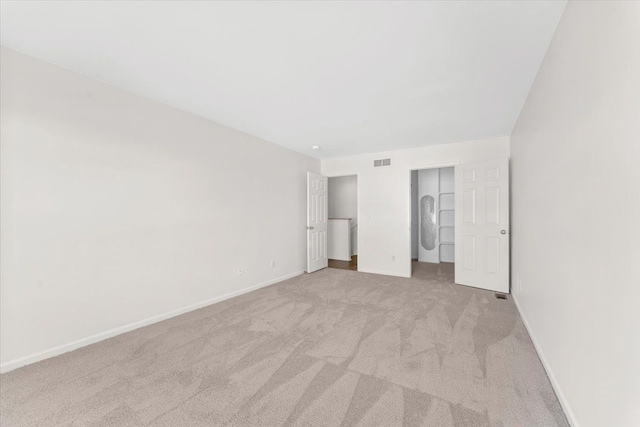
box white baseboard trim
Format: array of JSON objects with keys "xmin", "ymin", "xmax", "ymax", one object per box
[
  {"xmin": 512, "ymin": 293, "xmax": 579, "ymax": 427},
  {"xmin": 358, "ymin": 267, "xmax": 411, "ymax": 278},
  {"xmin": 0, "ymin": 270, "xmax": 304, "ymax": 374}
]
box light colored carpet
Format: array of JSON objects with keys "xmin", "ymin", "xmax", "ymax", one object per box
[{"xmin": 0, "ymin": 263, "xmax": 568, "ymax": 426}]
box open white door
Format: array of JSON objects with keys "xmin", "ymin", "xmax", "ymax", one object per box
[
  {"xmin": 307, "ymin": 172, "xmax": 328, "ymax": 273},
  {"xmin": 455, "ymin": 159, "xmax": 510, "ymax": 293}
]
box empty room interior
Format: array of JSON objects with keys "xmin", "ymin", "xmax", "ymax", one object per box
[{"xmin": 0, "ymin": 1, "xmax": 638, "ymax": 427}]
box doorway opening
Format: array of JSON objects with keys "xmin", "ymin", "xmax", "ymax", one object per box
[
  {"xmin": 411, "ymin": 167, "xmax": 455, "ymax": 277},
  {"xmin": 327, "ymin": 175, "xmax": 358, "ymax": 271}
]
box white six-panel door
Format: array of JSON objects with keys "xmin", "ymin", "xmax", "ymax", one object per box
[
  {"xmin": 307, "ymin": 172, "xmax": 328, "ymax": 273},
  {"xmin": 455, "ymin": 159, "xmax": 510, "ymax": 293}
]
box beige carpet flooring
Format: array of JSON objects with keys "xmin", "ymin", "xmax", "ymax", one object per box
[{"xmin": 0, "ymin": 263, "xmax": 568, "ymax": 426}]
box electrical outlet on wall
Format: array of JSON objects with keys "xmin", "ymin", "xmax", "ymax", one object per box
[
  {"xmin": 238, "ymin": 267, "xmax": 243, "ymax": 276},
  {"xmin": 271, "ymin": 260, "xmax": 275, "ymax": 268}
]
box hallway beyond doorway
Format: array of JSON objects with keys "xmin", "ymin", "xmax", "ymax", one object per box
[{"xmin": 328, "ymin": 255, "xmax": 358, "ymax": 271}]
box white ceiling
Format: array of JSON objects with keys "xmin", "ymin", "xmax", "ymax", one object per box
[{"xmin": 0, "ymin": 1, "xmax": 566, "ymax": 159}]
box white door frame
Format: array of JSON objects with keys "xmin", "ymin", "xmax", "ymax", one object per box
[
  {"xmin": 407, "ymin": 163, "xmax": 459, "ymax": 276},
  {"xmin": 324, "ymin": 173, "xmax": 360, "ymax": 272}
]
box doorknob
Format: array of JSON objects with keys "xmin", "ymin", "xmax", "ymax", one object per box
[
  {"xmin": 500, "ymin": 230, "xmax": 507, "ymax": 235},
  {"xmin": 307, "ymin": 226, "xmax": 314, "ymax": 230}
]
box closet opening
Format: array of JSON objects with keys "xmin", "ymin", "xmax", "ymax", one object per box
[{"xmin": 410, "ymin": 166, "xmax": 455, "ymax": 277}]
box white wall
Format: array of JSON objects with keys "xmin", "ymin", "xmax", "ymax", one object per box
[
  {"xmin": 328, "ymin": 175, "xmax": 358, "ymax": 255},
  {"xmin": 0, "ymin": 48, "xmax": 320, "ymax": 371},
  {"xmin": 510, "ymin": 2, "xmax": 640, "ymax": 427},
  {"xmin": 322, "ymin": 136, "xmax": 509, "ymax": 277},
  {"xmin": 438, "ymin": 167, "xmax": 454, "ymax": 194},
  {"xmin": 328, "ymin": 175, "xmax": 358, "ymax": 224}
]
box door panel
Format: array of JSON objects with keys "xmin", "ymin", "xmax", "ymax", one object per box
[
  {"xmin": 485, "ymin": 237, "xmax": 500, "ymax": 274},
  {"xmin": 485, "ymin": 187, "xmax": 500, "ymax": 225},
  {"xmin": 455, "ymin": 159, "xmax": 509, "ymax": 293},
  {"xmin": 462, "ymin": 189, "xmax": 476, "ymax": 224},
  {"xmin": 462, "ymin": 236, "xmax": 476, "ymax": 271},
  {"xmin": 307, "ymin": 172, "xmax": 328, "ymax": 273}
]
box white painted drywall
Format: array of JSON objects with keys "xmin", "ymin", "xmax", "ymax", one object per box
[
  {"xmin": 328, "ymin": 175, "xmax": 358, "ymax": 255},
  {"xmin": 418, "ymin": 169, "xmax": 439, "ymax": 263},
  {"xmin": 510, "ymin": 2, "xmax": 640, "ymax": 427},
  {"xmin": 438, "ymin": 167, "xmax": 454, "ymax": 194},
  {"xmin": 0, "ymin": 48, "xmax": 320, "ymax": 370},
  {"xmin": 321, "ymin": 137, "xmax": 509, "ymax": 278}
]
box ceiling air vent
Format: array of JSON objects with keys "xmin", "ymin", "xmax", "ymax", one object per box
[{"xmin": 374, "ymin": 158, "xmax": 391, "ymax": 167}]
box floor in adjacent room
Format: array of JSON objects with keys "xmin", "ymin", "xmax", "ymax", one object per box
[
  {"xmin": 0, "ymin": 263, "xmax": 568, "ymax": 426},
  {"xmin": 328, "ymin": 255, "xmax": 358, "ymax": 271}
]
